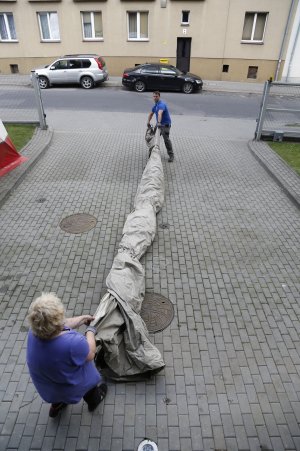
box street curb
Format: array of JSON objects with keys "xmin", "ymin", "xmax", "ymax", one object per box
[
  {"xmin": 248, "ymin": 140, "xmax": 300, "ymax": 209},
  {"xmin": 105, "ymin": 80, "xmax": 263, "ymax": 95},
  {"xmin": 0, "ymin": 127, "xmax": 53, "ymax": 208}
]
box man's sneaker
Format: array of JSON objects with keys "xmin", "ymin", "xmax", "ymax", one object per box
[
  {"xmin": 168, "ymin": 155, "xmax": 174, "ymax": 162},
  {"xmin": 49, "ymin": 402, "xmax": 67, "ymax": 418}
]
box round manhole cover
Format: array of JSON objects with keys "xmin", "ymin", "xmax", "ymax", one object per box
[
  {"xmin": 137, "ymin": 439, "xmax": 158, "ymax": 451},
  {"xmin": 60, "ymin": 213, "xmax": 97, "ymax": 234},
  {"xmin": 141, "ymin": 293, "xmax": 174, "ymax": 333}
]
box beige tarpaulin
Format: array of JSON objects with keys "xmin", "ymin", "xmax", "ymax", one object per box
[{"xmin": 91, "ymin": 127, "xmax": 165, "ymax": 381}]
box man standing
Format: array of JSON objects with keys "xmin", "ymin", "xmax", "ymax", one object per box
[{"xmin": 147, "ymin": 91, "xmax": 174, "ymax": 162}]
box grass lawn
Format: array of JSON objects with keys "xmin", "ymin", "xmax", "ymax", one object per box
[
  {"xmin": 4, "ymin": 124, "xmax": 36, "ymax": 152},
  {"xmin": 269, "ymin": 141, "xmax": 300, "ymax": 176}
]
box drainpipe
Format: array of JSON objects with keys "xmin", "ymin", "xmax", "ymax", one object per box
[
  {"xmin": 286, "ymin": 14, "xmax": 300, "ymax": 81},
  {"xmin": 274, "ymin": 0, "xmax": 296, "ymax": 81}
]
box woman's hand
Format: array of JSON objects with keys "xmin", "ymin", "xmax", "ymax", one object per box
[{"xmin": 64, "ymin": 315, "xmax": 95, "ymax": 329}]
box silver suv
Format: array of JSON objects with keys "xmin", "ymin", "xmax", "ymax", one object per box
[{"xmin": 33, "ymin": 54, "xmax": 108, "ymax": 89}]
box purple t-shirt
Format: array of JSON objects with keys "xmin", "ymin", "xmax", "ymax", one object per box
[{"xmin": 27, "ymin": 329, "xmax": 101, "ymax": 403}]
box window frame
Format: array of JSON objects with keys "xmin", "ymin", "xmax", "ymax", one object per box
[
  {"xmin": 127, "ymin": 11, "xmax": 149, "ymax": 41},
  {"xmin": 37, "ymin": 11, "xmax": 60, "ymax": 42},
  {"xmin": 81, "ymin": 11, "xmax": 103, "ymax": 41},
  {"xmin": 0, "ymin": 12, "xmax": 17, "ymax": 42},
  {"xmin": 181, "ymin": 10, "xmax": 190, "ymax": 26},
  {"xmin": 241, "ymin": 12, "xmax": 268, "ymax": 44}
]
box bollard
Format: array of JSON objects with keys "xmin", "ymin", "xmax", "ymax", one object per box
[{"xmin": 31, "ymin": 71, "xmax": 47, "ymax": 130}]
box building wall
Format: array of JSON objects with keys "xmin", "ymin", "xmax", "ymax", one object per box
[{"xmin": 0, "ymin": 0, "xmax": 296, "ymax": 82}]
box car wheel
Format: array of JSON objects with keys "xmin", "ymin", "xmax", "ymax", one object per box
[
  {"xmin": 182, "ymin": 82, "xmax": 193, "ymax": 94},
  {"xmin": 38, "ymin": 76, "xmax": 49, "ymax": 89},
  {"xmin": 134, "ymin": 80, "xmax": 146, "ymax": 93},
  {"xmin": 80, "ymin": 76, "xmax": 94, "ymax": 89}
]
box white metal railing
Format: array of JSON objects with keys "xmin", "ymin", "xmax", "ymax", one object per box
[{"xmin": 255, "ymin": 81, "xmax": 300, "ymax": 140}]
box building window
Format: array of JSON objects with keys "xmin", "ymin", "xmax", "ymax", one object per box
[
  {"xmin": 222, "ymin": 64, "xmax": 229, "ymax": 73},
  {"xmin": 81, "ymin": 11, "xmax": 103, "ymax": 40},
  {"xmin": 0, "ymin": 13, "xmax": 17, "ymax": 41},
  {"xmin": 38, "ymin": 12, "xmax": 60, "ymax": 41},
  {"xmin": 10, "ymin": 64, "xmax": 19, "ymax": 73},
  {"xmin": 242, "ymin": 12, "xmax": 267, "ymax": 43},
  {"xmin": 181, "ymin": 11, "xmax": 190, "ymax": 25},
  {"xmin": 128, "ymin": 12, "xmax": 148, "ymax": 40},
  {"xmin": 247, "ymin": 66, "xmax": 258, "ymax": 79}
]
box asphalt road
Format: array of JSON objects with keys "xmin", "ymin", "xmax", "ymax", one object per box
[
  {"xmin": 1, "ymin": 85, "xmax": 262, "ymax": 119},
  {"xmin": 41, "ymin": 87, "xmax": 262, "ymax": 119}
]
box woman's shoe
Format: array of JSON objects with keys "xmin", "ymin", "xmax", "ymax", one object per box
[
  {"xmin": 88, "ymin": 383, "xmax": 107, "ymax": 412},
  {"xmin": 49, "ymin": 402, "xmax": 67, "ymax": 418}
]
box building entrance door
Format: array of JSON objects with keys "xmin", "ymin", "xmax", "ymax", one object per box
[{"xmin": 176, "ymin": 38, "xmax": 191, "ymax": 72}]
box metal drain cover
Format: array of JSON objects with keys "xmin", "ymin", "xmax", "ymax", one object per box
[
  {"xmin": 60, "ymin": 213, "xmax": 97, "ymax": 234},
  {"xmin": 137, "ymin": 439, "xmax": 158, "ymax": 451},
  {"xmin": 141, "ymin": 293, "xmax": 174, "ymax": 333}
]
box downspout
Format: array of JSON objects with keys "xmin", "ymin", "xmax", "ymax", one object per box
[
  {"xmin": 274, "ymin": 0, "xmax": 296, "ymax": 81},
  {"xmin": 221, "ymin": 0, "xmax": 231, "ymax": 79},
  {"xmin": 286, "ymin": 15, "xmax": 300, "ymax": 81}
]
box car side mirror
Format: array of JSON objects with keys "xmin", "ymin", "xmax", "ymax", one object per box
[{"xmin": 50, "ymin": 66, "xmax": 56, "ymax": 70}]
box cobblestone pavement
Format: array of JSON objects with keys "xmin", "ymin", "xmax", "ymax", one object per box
[
  {"xmin": 248, "ymin": 140, "xmax": 300, "ymax": 209},
  {"xmin": 0, "ymin": 114, "xmax": 300, "ymax": 451}
]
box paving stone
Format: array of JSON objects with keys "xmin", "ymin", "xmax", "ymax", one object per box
[
  {"xmin": 168, "ymin": 426, "xmax": 180, "ymax": 450},
  {"xmin": 1, "ymin": 115, "xmax": 300, "ymax": 450}
]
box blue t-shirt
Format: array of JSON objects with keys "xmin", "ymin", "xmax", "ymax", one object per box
[
  {"xmin": 152, "ymin": 100, "xmax": 171, "ymax": 125},
  {"xmin": 26, "ymin": 329, "xmax": 101, "ymax": 403}
]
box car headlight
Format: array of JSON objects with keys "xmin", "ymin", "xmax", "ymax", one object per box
[{"xmin": 195, "ymin": 80, "xmax": 201, "ymax": 84}]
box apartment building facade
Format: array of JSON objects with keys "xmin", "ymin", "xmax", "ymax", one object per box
[{"xmin": 0, "ymin": 0, "xmax": 298, "ymax": 82}]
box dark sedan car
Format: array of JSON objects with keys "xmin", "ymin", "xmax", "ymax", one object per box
[{"xmin": 122, "ymin": 63, "xmax": 203, "ymax": 94}]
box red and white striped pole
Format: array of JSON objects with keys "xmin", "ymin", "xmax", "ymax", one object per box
[{"xmin": 0, "ymin": 119, "xmax": 27, "ymax": 177}]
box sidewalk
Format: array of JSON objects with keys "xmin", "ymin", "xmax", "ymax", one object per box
[
  {"xmin": 0, "ymin": 74, "xmax": 264, "ymax": 94},
  {"xmin": 1, "ymin": 63, "xmax": 300, "ymax": 451},
  {"xmin": 0, "ymin": 111, "xmax": 300, "ymax": 451}
]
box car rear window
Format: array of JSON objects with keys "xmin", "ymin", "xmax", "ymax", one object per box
[{"xmin": 81, "ymin": 59, "xmax": 91, "ymax": 68}]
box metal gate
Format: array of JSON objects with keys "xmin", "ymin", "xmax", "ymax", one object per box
[
  {"xmin": 255, "ymin": 81, "xmax": 300, "ymax": 140},
  {"xmin": 0, "ymin": 72, "xmax": 47, "ymax": 129}
]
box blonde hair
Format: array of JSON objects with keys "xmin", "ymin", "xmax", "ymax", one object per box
[{"xmin": 27, "ymin": 292, "xmax": 65, "ymax": 339}]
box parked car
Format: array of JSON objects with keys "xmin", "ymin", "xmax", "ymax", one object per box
[
  {"xmin": 33, "ymin": 54, "xmax": 108, "ymax": 89},
  {"xmin": 122, "ymin": 63, "xmax": 203, "ymax": 94}
]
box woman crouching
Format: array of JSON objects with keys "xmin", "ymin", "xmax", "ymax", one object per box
[{"xmin": 26, "ymin": 292, "xmax": 107, "ymax": 418}]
